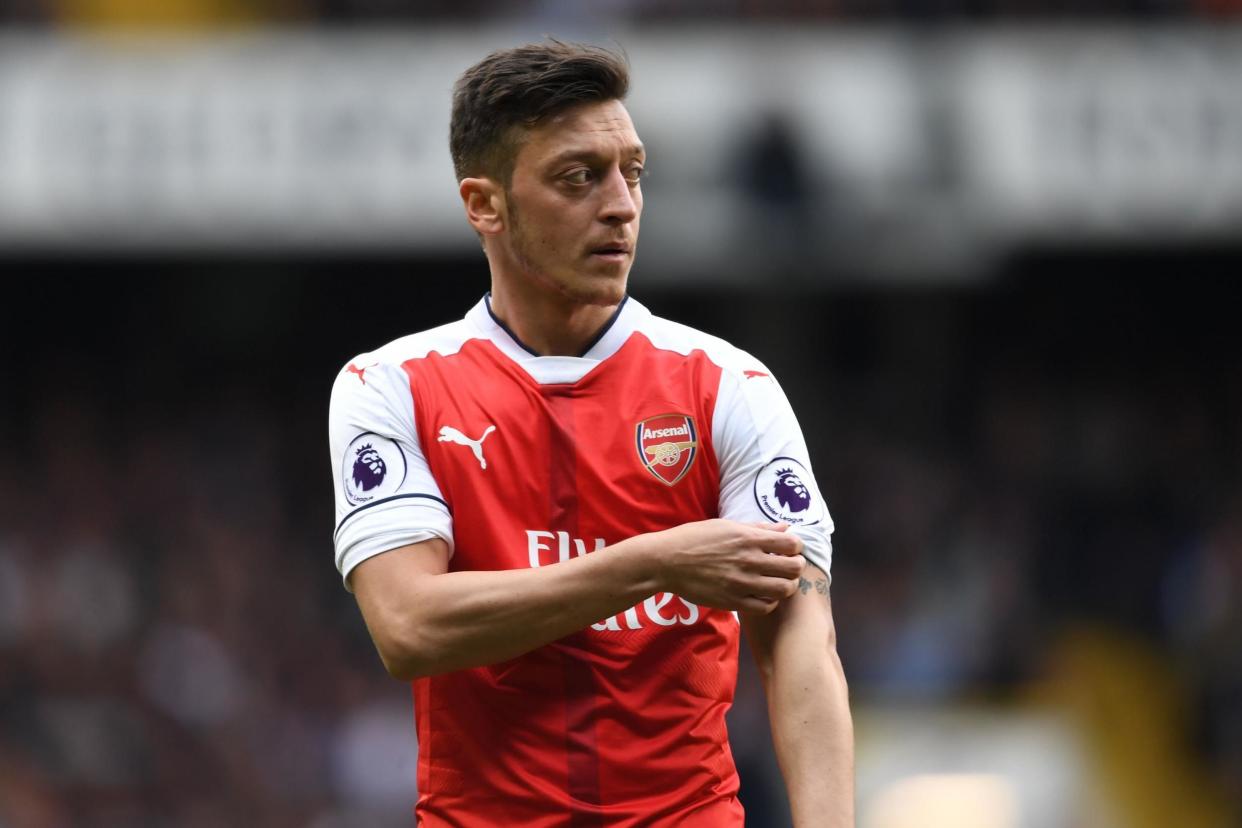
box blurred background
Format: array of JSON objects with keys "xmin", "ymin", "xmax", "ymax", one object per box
[{"xmin": 1, "ymin": 3, "xmax": 1241, "ymax": 827}]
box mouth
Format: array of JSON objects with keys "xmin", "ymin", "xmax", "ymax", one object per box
[{"xmin": 589, "ymin": 243, "xmax": 632, "ymax": 262}]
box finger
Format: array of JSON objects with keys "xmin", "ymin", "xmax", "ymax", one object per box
[
  {"xmin": 750, "ymin": 575, "xmax": 802, "ymax": 600},
  {"xmin": 753, "ymin": 553, "xmax": 806, "ymax": 579},
  {"xmin": 745, "ymin": 521, "xmax": 789, "ymax": 532},
  {"xmin": 752, "ymin": 531, "xmax": 803, "ymax": 556},
  {"xmin": 739, "ymin": 595, "xmax": 780, "ymax": 614}
]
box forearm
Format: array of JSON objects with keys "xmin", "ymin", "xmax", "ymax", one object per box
[
  {"xmin": 368, "ymin": 535, "xmax": 661, "ymax": 678},
  {"xmin": 355, "ymin": 518, "xmax": 806, "ymax": 680},
  {"xmin": 744, "ymin": 568, "xmax": 855, "ymax": 827},
  {"xmin": 766, "ymin": 641, "xmax": 855, "ymax": 827}
]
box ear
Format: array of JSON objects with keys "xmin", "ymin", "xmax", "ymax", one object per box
[{"xmin": 460, "ymin": 177, "xmax": 506, "ymax": 237}]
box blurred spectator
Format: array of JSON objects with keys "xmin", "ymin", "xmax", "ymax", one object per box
[
  {"xmin": 1163, "ymin": 495, "xmax": 1242, "ymax": 807},
  {"xmin": 46, "ymin": 0, "xmax": 310, "ymax": 27},
  {"xmin": 734, "ymin": 111, "xmax": 820, "ymax": 279}
]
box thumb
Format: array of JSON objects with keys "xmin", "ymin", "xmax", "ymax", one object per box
[{"xmin": 747, "ymin": 521, "xmax": 789, "ymax": 532}]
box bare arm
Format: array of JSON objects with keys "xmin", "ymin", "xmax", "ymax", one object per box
[
  {"xmin": 351, "ymin": 519, "xmax": 805, "ymax": 680},
  {"xmin": 742, "ymin": 563, "xmax": 854, "ymax": 827}
]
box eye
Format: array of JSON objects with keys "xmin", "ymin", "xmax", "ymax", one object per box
[
  {"xmin": 563, "ymin": 168, "xmax": 593, "ymax": 185},
  {"xmin": 624, "ymin": 165, "xmax": 645, "ymax": 185}
]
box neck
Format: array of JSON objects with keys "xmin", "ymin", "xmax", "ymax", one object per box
[{"xmin": 488, "ymin": 279, "xmax": 621, "ymax": 358}]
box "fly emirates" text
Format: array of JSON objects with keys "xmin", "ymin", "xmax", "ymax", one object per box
[{"xmin": 525, "ymin": 530, "xmax": 701, "ymax": 630}]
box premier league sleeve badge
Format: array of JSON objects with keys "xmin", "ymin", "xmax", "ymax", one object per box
[{"xmin": 753, "ymin": 457, "xmax": 822, "ymax": 525}]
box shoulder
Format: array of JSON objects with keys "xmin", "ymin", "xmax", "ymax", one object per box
[
  {"xmin": 329, "ymin": 318, "xmax": 485, "ymax": 437},
  {"xmin": 634, "ymin": 310, "xmax": 772, "ymax": 383},
  {"xmin": 332, "ymin": 318, "xmax": 480, "ymax": 393},
  {"xmin": 630, "ymin": 313, "xmax": 804, "ymax": 446},
  {"xmin": 344, "ymin": 318, "xmax": 478, "ymax": 375}
]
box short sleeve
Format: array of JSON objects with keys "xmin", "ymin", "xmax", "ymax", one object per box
[
  {"xmin": 712, "ymin": 359, "xmax": 835, "ymax": 580},
  {"xmin": 329, "ymin": 356, "xmax": 454, "ymax": 590}
]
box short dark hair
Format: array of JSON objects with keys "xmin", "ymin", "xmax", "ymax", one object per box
[{"xmin": 450, "ymin": 41, "xmax": 630, "ymax": 185}]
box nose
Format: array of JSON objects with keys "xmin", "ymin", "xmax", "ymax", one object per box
[{"xmin": 598, "ymin": 167, "xmax": 639, "ymax": 225}]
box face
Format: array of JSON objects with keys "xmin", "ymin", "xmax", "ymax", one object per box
[
  {"xmin": 782, "ymin": 473, "xmax": 807, "ymax": 498},
  {"xmin": 497, "ymin": 99, "xmax": 644, "ymax": 307},
  {"xmin": 352, "ymin": 447, "xmax": 386, "ymax": 491}
]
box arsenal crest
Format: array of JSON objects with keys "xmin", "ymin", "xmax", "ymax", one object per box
[{"xmin": 636, "ymin": 413, "xmax": 698, "ymax": 486}]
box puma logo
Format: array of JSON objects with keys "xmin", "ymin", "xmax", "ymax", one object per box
[
  {"xmin": 438, "ymin": 425, "xmax": 497, "ymax": 470},
  {"xmin": 347, "ymin": 362, "xmax": 377, "ymax": 385}
]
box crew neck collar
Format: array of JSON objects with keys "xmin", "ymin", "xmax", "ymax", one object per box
[{"xmin": 471, "ymin": 293, "xmax": 643, "ymax": 363}]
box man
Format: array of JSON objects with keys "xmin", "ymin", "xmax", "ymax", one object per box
[{"xmin": 329, "ymin": 41, "xmax": 853, "ymax": 826}]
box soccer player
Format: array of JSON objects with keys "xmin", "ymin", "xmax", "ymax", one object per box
[{"xmin": 329, "ymin": 42, "xmax": 854, "ymax": 827}]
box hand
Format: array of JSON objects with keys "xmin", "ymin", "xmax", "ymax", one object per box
[{"xmin": 650, "ymin": 519, "xmax": 805, "ymax": 614}]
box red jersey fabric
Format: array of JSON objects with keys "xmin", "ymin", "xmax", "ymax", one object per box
[{"xmin": 409, "ymin": 333, "xmax": 738, "ymax": 826}]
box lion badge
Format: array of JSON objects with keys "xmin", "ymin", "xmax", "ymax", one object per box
[
  {"xmin": 352, "ymin": 444, "xmax": 387, "ymax": 492},
  {"xmin": 754, "ymin": 457, "xmax": 822, "ymax": 525},
  {"xmin": 341, "ymin": 433, "xmax": 407, "ymax": 506}
]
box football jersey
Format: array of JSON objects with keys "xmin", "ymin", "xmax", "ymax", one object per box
[{"xmin": 329, "ymin": 295, "xmax": 833, "ymax": 827}]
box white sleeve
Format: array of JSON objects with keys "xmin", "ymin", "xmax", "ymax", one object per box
[
  {"xmin": 328, "ymin": 356, "xmax": 454, "ymax": 590},
  {"xmin": 713, "ymin": 359, "xmax": 835, "ymax": 581}
]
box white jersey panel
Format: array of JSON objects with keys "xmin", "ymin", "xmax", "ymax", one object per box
[
  {"xmin": 636, "ymin": 314, "xmax": 835, "ymax": 579},
  {"xmin": 328, "ymin": 321, "xmax": 475, "ymax": 588},
  {"xmin": 711, "ymin": 364, "xmax": 834, "ymax": 578}
]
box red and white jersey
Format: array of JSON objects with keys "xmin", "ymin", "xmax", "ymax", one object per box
[{"xmin": 329, "ymin": 295, "xmax": 833, "ymax": 827}]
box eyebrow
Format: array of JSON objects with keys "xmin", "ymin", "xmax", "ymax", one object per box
[{"xmin": 546, "ymin": 144, "xmax": 646, "ymax": 167}]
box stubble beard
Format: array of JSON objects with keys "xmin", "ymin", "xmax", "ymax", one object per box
[{"xmin": 506, "ymin": 199, "xmax": 627, "ymax": 309}]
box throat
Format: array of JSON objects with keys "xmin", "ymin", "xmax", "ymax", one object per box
[{"xmin": 487, "ymin": 291, "xmax": 624, "ymax": 357}]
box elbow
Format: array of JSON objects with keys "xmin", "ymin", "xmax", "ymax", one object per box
[
  {"xmin": 378, "ymin": 648, "xmax": 426, "ymax": 682},
  {"xmin": 373, "ymin": 626, "xmax": 444, "ymax": 681}
]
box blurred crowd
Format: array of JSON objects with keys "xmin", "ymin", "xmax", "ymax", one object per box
[
  {"xmin": 808, "ymin": 281, "xmax": 1242, "ymax": 820},
  {"xmin": 0, "ymin": 383, "xmax": 417, "ymax": 826},
  {"xmin": 3, "ymin": 0, "xmax": 1242, "ymax": 25},
  {"xmin": 0, "ymin": 272, "xmax": 1239, "ymax": 826}
]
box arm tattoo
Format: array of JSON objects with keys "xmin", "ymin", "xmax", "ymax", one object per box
[{"xmin": 798, "ymin": 576, "xmax": 830, "ymax": 599}]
